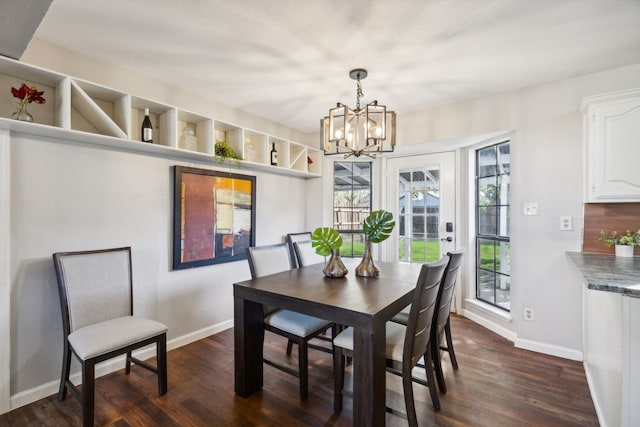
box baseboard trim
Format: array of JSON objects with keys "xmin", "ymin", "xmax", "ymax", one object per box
[
  {"xmin": 9, "ymin": 319, "xmax": 233, "ymax": 411},
  {"xmin": 463, "ymin": 308, "xmax": 517, "ymax": 342},
  {"xmin": 514, "ymin": 337, "xmax": 583, "ymax": 362}
]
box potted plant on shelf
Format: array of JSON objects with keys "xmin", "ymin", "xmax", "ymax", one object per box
[
  {"xmin": 599, "ymin": 229, "xmax": 640, "ymax": 257},
  {"xmin": 215, "ymin": 139, "xmax": 242, "ymax": 165},
  {"xmin": 311, "ymin": 227, "xmax": 348, "ymax": 277},
  {"xmin": 356, "ymin": 210, "xmax": 396, "ymax": 277}
]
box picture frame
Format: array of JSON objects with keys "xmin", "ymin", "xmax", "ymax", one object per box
[{"xmin": 173, "ymin": 165, "xmax": 256, "ymax": 269}]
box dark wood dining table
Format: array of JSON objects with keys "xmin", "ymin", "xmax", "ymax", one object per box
[{"xmin": 233, "ymin": 260, "xmax": 423, "ymax": 426}]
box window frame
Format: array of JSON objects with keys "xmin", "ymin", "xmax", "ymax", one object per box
[{"xmin": 475, "ymin": 141, "xmax": 511, "ymax": 312}]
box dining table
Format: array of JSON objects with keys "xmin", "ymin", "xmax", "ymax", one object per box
[{"xmin": 233, "ymin": 260, "xmax": 423, "ymax": 427}]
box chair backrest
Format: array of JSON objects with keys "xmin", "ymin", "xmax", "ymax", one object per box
[
  {"xmin": 432, "ymin": 250, "xmax": 465, "ymax": 337},
  {"xmin": 285, "ymin": 232, "xmax": 312, "ymax": 268},
  {"xmin": 53, "ymin": 247, "xmax": 133, "ymax": 334},
  {"xmin": 404, "ymin": 257, "xmax": 448, "ymax": 368},
  {"xmin": 293, "ymin": 240, "xmax": 325, "ymax": 267},
  {"xmin": 246, "ymin": 242, "xmax": 293, "ymax": 279}
]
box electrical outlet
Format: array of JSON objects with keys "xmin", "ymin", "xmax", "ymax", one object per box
[
  {"xmin": 560, "ymin": 216, "xmax": 572, "ymax": 231},
  {"xmin": 524, "ymin": 307, "xmax": 534, "ymax": 321}
]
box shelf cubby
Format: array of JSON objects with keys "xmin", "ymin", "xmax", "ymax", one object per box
[
  {"xmin": 131, "ymin": 97, "xmax": 176, "ymax": 148},
  {"xmin": 269, "ymin": 137, "xmax": 289, "ymax": 168},
  {"xmin": 70, "ymin": 79, "xmax": 128, "ymax": 138},
  {"xmin": 243, "ymin": 129, "xmax": 268, "ymax": 164},
  {"xmin": 177, "ymin": 110, "xmax": 213, "ymax": 154},
  {"xmin": 213, "ymin": 120, "xmax": 243, "ymax": 159}
]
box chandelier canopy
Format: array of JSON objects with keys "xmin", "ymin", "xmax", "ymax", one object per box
[{"xmin": 321, "ymin": 69, "xmax": 395, "ymax": 158}]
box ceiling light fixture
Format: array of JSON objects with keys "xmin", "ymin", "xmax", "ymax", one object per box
[{"xmin": 321, "ymin": 68, "xmax": 396, "ymax": 158}]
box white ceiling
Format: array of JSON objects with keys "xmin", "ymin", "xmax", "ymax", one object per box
[{"xmin": 32, "ymin": 0, "xmax": 640, "ymax": 133}]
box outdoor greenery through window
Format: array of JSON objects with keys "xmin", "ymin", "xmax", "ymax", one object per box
[
  {"xmin": 476, "ymin": 141, "xmax": 511, "ymax": 311},
  {"xmin": 333, "ymin": 161, "xmax": 371, "ymax": 257},
  {"xmin": 398, "ymin": 167, "xmax": 442, "ymax": 263}
]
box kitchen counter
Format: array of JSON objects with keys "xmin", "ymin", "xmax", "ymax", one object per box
[{"xmin": 567, "ymin": 251, "xmax": 640, "ymax": 296}]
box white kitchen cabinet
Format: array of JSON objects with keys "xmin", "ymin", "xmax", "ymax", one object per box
[
  {"xmin": 583, "ymin": 88, "xmax": 640, "ymax": 202},
  {"xmin": 583, "ymin": 288, "xmax": 640, "ymax": 427}
]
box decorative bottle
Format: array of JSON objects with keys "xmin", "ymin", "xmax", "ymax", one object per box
[
  {"xmin": 141, "ymin": 108, "xmax": 153, "ymax": 143},
  {"xmin": 270, "ymin": 143, "xmax": 278, "ymax": 166}
]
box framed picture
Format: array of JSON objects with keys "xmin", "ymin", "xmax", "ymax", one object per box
[{"xmin": 173, "ymin": 165, "xmax": 256, "ymax": 269}]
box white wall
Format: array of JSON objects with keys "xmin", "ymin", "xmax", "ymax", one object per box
[
  {"xmin": 9, "ymin": 133, "xmax": 309, "ymax": 396},
  {"xmin": 396, "ymin": 63, "xmax": 640, "ymax": 358}
]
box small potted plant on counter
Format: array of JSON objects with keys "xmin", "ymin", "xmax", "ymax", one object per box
[{"xmin": 599, "ymin": 229, "xmax": 640, "ymax": 257}]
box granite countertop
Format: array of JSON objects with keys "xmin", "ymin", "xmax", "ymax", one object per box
[{"xmin": 567, "ymin": 252, "xmax": 640, "ymax": 296}]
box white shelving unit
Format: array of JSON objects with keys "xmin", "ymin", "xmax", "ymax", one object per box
[{"xmin": 0, "ymin": 56, "xmax": 322, "ymax": 178}]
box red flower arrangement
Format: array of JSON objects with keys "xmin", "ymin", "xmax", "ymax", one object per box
[{"xmin": 11, "ymin": 83, "xmax": 46, "ymax": 121}]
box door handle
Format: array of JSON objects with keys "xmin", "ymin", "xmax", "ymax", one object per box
[{"xmin": 440, "ymin": 237, "xmax": 453, "ymax": 242}]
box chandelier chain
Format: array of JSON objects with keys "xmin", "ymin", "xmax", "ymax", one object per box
[{"xmin": 356, "ymin": 79, "xmax": 363, "ymax": 110}]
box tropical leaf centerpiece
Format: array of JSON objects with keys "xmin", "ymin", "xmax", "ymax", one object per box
[
  {"xmin": 363, "ymin": 210, "xmax": 395, "ymax": 243},
  {"xmin": 357, "ymin": 210, "xmax": 396, "ymax": 277},
  {"xmin": 311, "ymin": 227, "xmax": 348, "ymax": 277}
]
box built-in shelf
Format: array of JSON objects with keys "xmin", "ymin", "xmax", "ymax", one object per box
[{"xmin": 0, "ymin": 56, "xmax": 322, "ymax": 178}]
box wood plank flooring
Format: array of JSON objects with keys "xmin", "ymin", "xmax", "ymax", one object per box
[{"xmin": 0, "ymin": 315, "xmax": 599, "ymax": 426}]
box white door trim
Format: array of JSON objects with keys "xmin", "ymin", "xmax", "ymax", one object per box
[{"xmin": 0, "ymin": 129, "xmax": 11, "ymax": 414}]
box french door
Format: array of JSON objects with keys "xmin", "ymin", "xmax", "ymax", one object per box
[{"xmin": 385, "ymin": 152, "xmax": 457, "ymax": 263}]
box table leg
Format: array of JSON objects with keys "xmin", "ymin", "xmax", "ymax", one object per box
[
  {"xmin": 353, "ymin": 326, "xmax": 386, "ymax": 427},
  {"xmin": 234, "ymin": 296, "xmax": 264, "ymax": 397}
]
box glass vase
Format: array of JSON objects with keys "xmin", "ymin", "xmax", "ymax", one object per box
[
  {"xmin": 323, "ymin": 248, "xmax": 348, "ymax": 278},
  {"xmin": 356, "ymin": 237, "xmax": 380, "ymax": 277},
  {"xmin": 12, "ymin": 103, "xmax": 33, "ymax": 122}
]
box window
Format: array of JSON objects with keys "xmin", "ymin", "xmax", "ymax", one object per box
[
  {"xmin": 476, "ymin": 141, "xmax": 510, "ymax": 311},
  {"xmin": 333, "ymin": 161, "xmax": 371, "ymax": 257}
]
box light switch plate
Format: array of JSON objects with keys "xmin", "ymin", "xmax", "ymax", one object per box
[{"xmin": 523, "ymin": 202, "xmax": 539, "ymax": 216}]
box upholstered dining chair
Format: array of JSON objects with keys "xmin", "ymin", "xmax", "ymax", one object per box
[
  {"xmin": 245, "ymin": 242, "xmax": 335, "ymax": 400},
  {"xmin": 293, "ymin": 240, "xmax": 325, "ymax": 267},
  {"xmin": 391, "ymin": 249, "xmax": 464, "ymax": 393},
  {"xmin": 52, "ymin": 247, "xmax": 168, "ymax": 427},
  {"xmin": 285, "ymin": 232, "xmax": 312, "ymax": 268},
  {"xmin": 332, "ymin": 257, "xmax": 448, "ymax": 425}
]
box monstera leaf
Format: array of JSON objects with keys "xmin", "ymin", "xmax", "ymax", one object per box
[
  {"xmin": 311, "ymin": 227, "xmax": 343, "ymax": 257},
  {"xmin": 362, "ymin": 210, "xmax": 395, "ymax": 243}
]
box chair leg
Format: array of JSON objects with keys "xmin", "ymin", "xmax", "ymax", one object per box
[
  {"xmin": 298, "ymin": 341, "xmax": 309, "ymax": 400},
  {"xmin": 432, "ymin": 333, "xmax": 447, "ymax": 393},
  {"xmin": 402, "ymin": 364, "xmax": 418, "ymax": 427},
  {"xmin": 286, "ymin": 339, "xmax": 294, "ymax": 356},
  {"xmin": 444, "ymin": 318, "xmax": 458, "ymax": 370},
  {"xmin": 81, "ymin": 360, "xmax": 95, "ymax": 427},
  {"xmin": 58, "ymin": 340, "xmax": 72, "ymax": 401},
  {"xmin": 423, "ymin": 350, "xmax": 441, "ymax": 411},
  {"xmin": 157, "ymin": 334, "xmax": 168, "ymax": 395},
  {"xmin": 333, "ymin": 347, "xmax": 345, "ymax": 413},
  {"xmin": 125, "ymin": 350, "xmax": 132, "ymax": 374}
]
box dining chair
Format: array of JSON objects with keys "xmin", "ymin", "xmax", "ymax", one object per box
[
  {"xmin": 293, "ymin": 240, "xmax": 325, "ymax": 267},
  {"xmin": 52, "ymin": 247, "xmax": 168, "ymax": 427},
  {"xmin": 246, "ymin": 242, "xmax": 335, "ymax": 400},
  {"xmin": 285, "ymin": 232, "xmax": 312, "ymax": 268},
  {"xmin": 391, "ymin": 249, "xmax": 465, "ymax": 393},
  {"xmin": 332, "ymin": 257, "xmax": 448, "ymax": 425}
]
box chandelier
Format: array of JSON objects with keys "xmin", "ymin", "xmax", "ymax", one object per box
[{"xmin": 322, "ymin": 68, "xmax": 396, "ymax": 158}]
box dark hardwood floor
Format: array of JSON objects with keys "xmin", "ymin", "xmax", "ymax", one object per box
[{"xmin": 0, "ymin": 315, "xmax": 599, "ymax": 426}]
